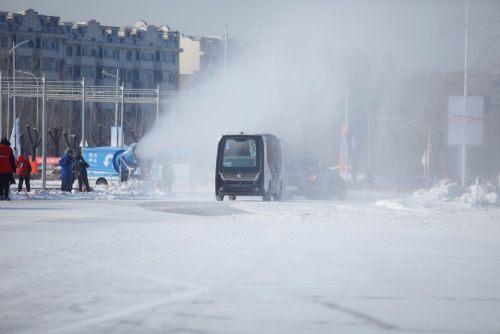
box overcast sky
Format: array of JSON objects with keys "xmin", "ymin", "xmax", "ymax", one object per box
[{"xmin": 2, "ymin": 0, "xmax": 500, "ymax": 71}]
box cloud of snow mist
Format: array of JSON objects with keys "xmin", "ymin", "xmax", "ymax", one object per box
[
  {"xmin": 138, "ymin": 3, "xmax": 357, "ymax": 182},
  {"xmin": 137, "ymin": 0, "xmax": 500, "ymax": 187}
]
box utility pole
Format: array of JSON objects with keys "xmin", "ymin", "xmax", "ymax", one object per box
[
  {"xmin": 344, "ymin": 59, "xmax": 350, "ymax": 180},
  {"xmin": 120, "ymin": 83, "xmax": 124, "ymax": 149},
  {"xmin": 156, "ymin": 84, "xmax": 160, "ymax": 127},
  {"xmin": 41, "ymin": 74, "xmax": 47, "ymax": 190},
  {"xmin": 224, "ymin": 24, "xmax": 228, "ymax": 72},
  {"xmin": 81, "ymin": 77, "xmax": 85, "ymax": 153},
  {"xmin": 12, "ymin": 42, "xmax": 16, "ymax": 155},
  {"xmin": 461, "ymin": 0, "xmax": 469, "ymax": 187},
  {"xmin": 103, "ymin": 69, "xmax": 120, "ymax": 145}
]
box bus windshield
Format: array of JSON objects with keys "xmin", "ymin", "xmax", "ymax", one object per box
[{"xmin": 222, "ymin": 137, "xmax": 258, "ymax": 168}]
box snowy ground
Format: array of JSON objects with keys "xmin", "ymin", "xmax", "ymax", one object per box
[{"xmin": 1, "ymin": 189, "xmax": 500, "ymax": 333}]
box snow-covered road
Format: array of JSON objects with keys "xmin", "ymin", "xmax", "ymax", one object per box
[{"xmin": 1, "ymin": 195, "xmax": 500, "ymax": 333}]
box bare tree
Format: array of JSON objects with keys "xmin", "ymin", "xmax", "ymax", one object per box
[
  {"xmin": 25, "ymin": 124, "xmax": 42, "ymax": 159},
  {"xmin": 48, "ymin": 127, "xmax": 63, "ymax": 156}
]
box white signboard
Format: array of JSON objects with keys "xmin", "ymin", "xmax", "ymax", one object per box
[
  {"xmin": 448, "ymin": 96, "xmax": 484, "ymax": 146},
  {"xmin": 111, "ymin": 126, "xmax": 123, "ymax": 147}
]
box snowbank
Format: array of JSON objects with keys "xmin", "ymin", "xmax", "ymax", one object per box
[
  {"xmin": 374, "ymin": 200, "xmax": 405, "ymax": 210},
  {"xmin": 10, "ymin": 179, "xmax": 172, "ymax": 201},
  {"xmin": 412, "ymin": 179, "xmax": 498, "ymax": 206},
  {"xmin": 412, "ymin": 179, "xmax": 464, "ymax": 203},
  {"xmin": 458, "ymin": 184, "xmax": 498, "ymax": 205}
]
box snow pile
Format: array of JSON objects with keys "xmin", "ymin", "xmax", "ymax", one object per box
[
  {"xmin": 10, "ymin": 179, "xmax": 171, "ymax": 201},
  {"xmin": 412, "ymin": 179, "xmax": 464, "ymax": 203},
  {"xmin": 411, "ymin": 179, "xmax": 498, "ymax": 206},
  {"xmin": 458, "ymin": 184, "xmax": 498, "ymax": 205},
  {"xmin": 374, "ymin": 200, "xmax": 405, "ymax": 210}
]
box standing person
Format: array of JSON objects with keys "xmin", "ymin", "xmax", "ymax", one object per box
[
  {"xmin": 59, "ymin": 148, "xmax": 74, "ymax": 192},
  {"xmin": 0, "ymin": 138, "xmax": 16, "ymax": 201},
  {"xmin": 16, "ymin": 152, "xmax": 32, "ymax": 193},
  {"xmin": 75, "ymin": 153, "xmax": 90, "ymax": 192}
]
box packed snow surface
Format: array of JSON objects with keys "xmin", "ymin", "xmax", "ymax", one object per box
[{"xmin": 1, "ymin": 189, "xmax": 500, "ymax": 333}]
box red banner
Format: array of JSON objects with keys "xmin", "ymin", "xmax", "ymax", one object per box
[{"xmin": 35, "ymin": 156, "xmax": 60, "ymax": 165}]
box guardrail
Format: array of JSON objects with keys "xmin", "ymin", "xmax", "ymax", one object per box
[
  {"xmin": 0, "ymin": 73, "xmax": 178, "ymax": 190},
  {"xmin": 0, "ymin": 78, "xmax": 176, "ymax": 103}
]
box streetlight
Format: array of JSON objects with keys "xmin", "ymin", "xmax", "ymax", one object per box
[
  {"xmin": 102, "ymin": 69, "xmax": 120, "ymax": 146},
  {"xmin": 8, "ymin": 39, "xmax": 30, "ymax": 156},
  {"xmin": 15, "ymin": 70, "xmax": 39, "ymax": 130}
]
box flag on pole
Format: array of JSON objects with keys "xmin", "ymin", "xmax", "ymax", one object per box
[{"xmin": 9, "ymin": 118, "xmax": 21, "ymax": 157}]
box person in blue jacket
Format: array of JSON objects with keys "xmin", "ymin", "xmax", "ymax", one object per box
[{"xmin": 59, "ymin": 148, "xmax": 74, "ymax": 192}]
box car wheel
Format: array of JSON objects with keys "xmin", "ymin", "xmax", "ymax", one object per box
[{"xmin": 216, "ymin": 194, "xmax": 224, "ymax": 201}]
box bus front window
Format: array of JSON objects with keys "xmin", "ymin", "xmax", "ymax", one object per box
[{"xmin": 222, "ymin": 138, "xmax": 257, "ymax": 168}]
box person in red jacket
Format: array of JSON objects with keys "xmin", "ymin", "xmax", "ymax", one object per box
[
  {"xmin": 16, "ymin": 153, "xmax": 32, "ymax": 193},
  {"xmin": 0, "ymin": 138, "xmax": 16, "ymax": 201}
]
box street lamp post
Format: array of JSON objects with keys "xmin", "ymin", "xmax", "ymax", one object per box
[
  {"xmin": 103, "ymin": 69, "xmax": 120, "ymax": 146},
  {"xmin": 9, "ymin": 39, "xmax": 30, "ymax": 156},
  {"xmin": 15, "ymin": 70, "xmax": 39, "ymax": 129},
  {"xmin": 120, "ymin": 83, "xmax": 124, "ymax": 149}
]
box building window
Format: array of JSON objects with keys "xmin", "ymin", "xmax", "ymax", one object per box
[
  {"xmin": 126, "ymin": 50, "xmax": 132, "ymax": 61},
  {"xmin": 66, "ymin": 46, "xmax": 73, "ymax": 57},
  {"xmin": 135, "ymin": 50, "xmax": 140, "ymax": 61},
  {"xmin": 133, "ymin": 69, "xmax": 140, "ymax": 81},
  {"xmin": 76, "ymin": 45, "xmax": 81, "ymax": 56},
  {"xmin": 82, "ymin": 66, "xmax": 95, "ymax": 78},
  {"xmin": 155, "ymin": 51, "xmax": 160, "ymax": 62},
  {"xmin": 91, "ymin": 48, "xmax": 97, "ymax": 57},
  {"xmin": 171, "ymin": 53, "xmax": 176, "ymax": 64},
  {"xmin": 126, "ymin": 71, "xmax": 132, "ymax": 82},
  {"xmin": 113, "ymin": 49, "xmax": 120, "ymax": 60},
  {"xmin": 66, "ymin": 66, "xmax": 74, "ymax": 79},
  {"xmin": 0, "ymin": 35, "xmax": 7, "ymax": 48},
  {"xmin": 74, "ymin": 66, "xmax": 81, "ymax": 78}
]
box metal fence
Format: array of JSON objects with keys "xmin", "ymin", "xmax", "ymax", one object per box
[{"xmin": 0, "ymin": 72, "xmax": 177, "ymax": 190}]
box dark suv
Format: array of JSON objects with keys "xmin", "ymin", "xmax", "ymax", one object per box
[{"xmin": 282, "ymin": 158, "xmax": 346, "ymax": 200}]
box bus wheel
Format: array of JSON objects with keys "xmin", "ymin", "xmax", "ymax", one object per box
[
  {"xmin": 228, "ymin": 195, "xmax": 236, "ymax": 201},
  {"xmin": 96, "ymin": 178, "xmax": 108, "ymax": 186},
  {"xmin": 216, "ymin": 194, "xmax": 224, "ymax": 201}
]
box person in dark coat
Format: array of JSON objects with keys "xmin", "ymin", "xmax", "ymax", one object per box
[
  {"xmin": 16, "ymin": 153, "xmax": 32, "ymax": 193},
  {"xmin": 0, "ymin": 138, "xmax": 16, "ymax": 201},
  {"xmin": 75, "ymin": 154, "xmax": 90, "ymax": 192},
  {"xmin": 59, "ymin": 148, "xmax": 74, "ymax": 192}
]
